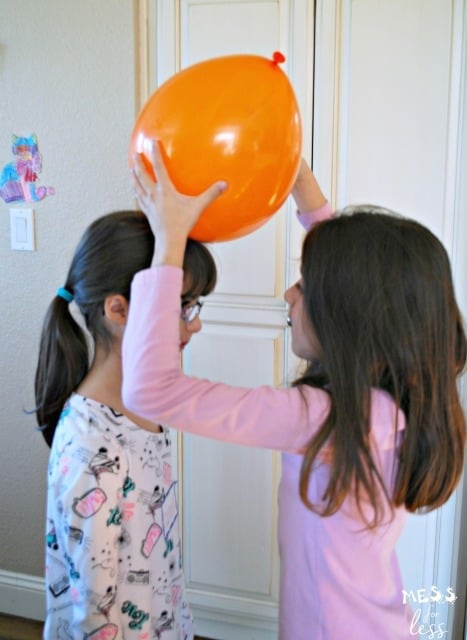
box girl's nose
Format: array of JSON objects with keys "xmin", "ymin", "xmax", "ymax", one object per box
[{"xmin": 187, "ymin": 316, "xmax": 202, "ymax": 334}]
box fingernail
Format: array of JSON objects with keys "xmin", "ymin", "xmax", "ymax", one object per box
[{"xmin": 218, "ymin": 181, "xmax": 228, "ymax": 192}]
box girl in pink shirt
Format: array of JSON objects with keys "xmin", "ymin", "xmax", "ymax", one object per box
[{"xmin": 122, "ymin": 142, "xmax": 466, "ymax": 639}]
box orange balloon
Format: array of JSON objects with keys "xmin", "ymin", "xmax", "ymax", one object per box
[{"xmin": 130, "ymin": 53, "xmax": 302, "ymax": 242}]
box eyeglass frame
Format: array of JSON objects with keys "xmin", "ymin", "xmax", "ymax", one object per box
[{"xmin": 180, "ymin": 300, "xmax": 204, "ymax": 324}]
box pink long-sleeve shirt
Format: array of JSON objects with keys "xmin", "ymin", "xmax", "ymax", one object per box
[{"xmin": 122, "ymin": 208, "xmax": 417, "ymax": 639}]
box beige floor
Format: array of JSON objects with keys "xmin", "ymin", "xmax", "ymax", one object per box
[
  {"xmin": 0, "ymin": 614, "xmax": 43, "ymax": 640},
  {"xmin": 0, "ymin": 613, "xmax": 212, "ymax": 639}
]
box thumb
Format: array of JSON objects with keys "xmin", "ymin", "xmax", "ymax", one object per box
[{"xmin": 195, "ymin": 180, "xmax": 228, "ymax": 213}]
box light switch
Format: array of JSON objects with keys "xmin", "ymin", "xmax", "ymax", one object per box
[{"xmin": 10, "ymin": 208, "xmax": 35, "ymax": 251}]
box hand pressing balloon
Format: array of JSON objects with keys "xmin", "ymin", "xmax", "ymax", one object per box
[
  {"xmin": 132, "ymin": 140, "xmax": 227, "ymax": 265},
  {"xmin": 129, "ymin": 52, "xmax": 302, "ymax": 242}
]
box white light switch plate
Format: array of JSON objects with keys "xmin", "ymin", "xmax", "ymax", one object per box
[{"xmin": 10, "ymin": 208, "xmax": 35, "ymax": 251}]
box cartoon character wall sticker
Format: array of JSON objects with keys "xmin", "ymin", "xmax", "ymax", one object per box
[{"xmin": 0, "ymin": 133, "xmax": 55, "ymax": 204}]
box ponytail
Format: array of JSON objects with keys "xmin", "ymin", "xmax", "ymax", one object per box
[{"xmin": 35, "ymin": 294, "xmax": 89, "ymax": 447}]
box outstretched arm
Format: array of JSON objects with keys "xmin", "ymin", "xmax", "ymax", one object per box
[{"xmin": 124, "ymin": 144, "xmax": 331, "ymax": 451}]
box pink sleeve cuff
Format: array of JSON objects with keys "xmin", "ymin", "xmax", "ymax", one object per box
[{"xmin": 296, "ymin": 201, "xmax": 334, "ymax": 231}]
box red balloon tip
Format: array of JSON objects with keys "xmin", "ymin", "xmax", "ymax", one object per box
[{"xmin": 272, "ymin": 51, "xmax": 286, "ymax": 65}]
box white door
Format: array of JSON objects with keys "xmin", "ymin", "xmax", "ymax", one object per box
[
  {"xmin": 313, "ymin": 2, "xmax": 466, "ymax": 638},
  {"xmin": 137, "ymin": 1, "xmax": 467, "ymax": 638},
  {"xmin": 138, "ymin": 2, "xmax": 314, "ymax": 638}
]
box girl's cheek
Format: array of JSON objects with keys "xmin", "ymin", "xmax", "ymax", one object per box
[{"xmin": 178, "ymin": 320, "xmax": 187, "ymax": 342}]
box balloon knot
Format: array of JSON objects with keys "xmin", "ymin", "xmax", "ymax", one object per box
[{"xmin": 272, "ymin": 51, "xmax": 286, "ymax": 65}]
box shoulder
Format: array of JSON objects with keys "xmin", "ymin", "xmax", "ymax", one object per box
[{"xmin": 52, "ymin": 395, "xmax": 130, "ymax": 462}]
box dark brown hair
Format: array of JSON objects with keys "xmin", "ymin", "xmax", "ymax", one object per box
[
  {"xmin": 34, "ymin": 210, "xmax": 216, "ymax": 447},
  {"xmin": 295, "ymin": 207, "xmax": 466, "ymax": 526}
]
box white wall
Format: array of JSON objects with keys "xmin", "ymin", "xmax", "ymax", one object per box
[{"xmin": 0, "ymin": 1, "xmax": 137, "ymax": 578}]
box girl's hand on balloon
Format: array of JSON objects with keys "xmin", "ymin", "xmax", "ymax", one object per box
[{"xmin": 132, "ymin": 140, "xmax": 227, "ymax": 267}]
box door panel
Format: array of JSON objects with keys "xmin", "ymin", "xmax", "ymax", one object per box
[
  {"xmin": 140, "ymin": 0, "xmax": 466, "ymax": 637},
  {"xmin": 145, "ymin": 1, "xmax": 314, "ymax": 637},
  {"xmin": 314, "ymin": 1, "xmax": 466, "ymax": 635}
]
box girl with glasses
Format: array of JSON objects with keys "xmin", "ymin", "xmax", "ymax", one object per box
[
  {"xmin": 35, "ymin": 210, "xmax": 214, "ymax": 639},
  {"xmin": 124, "ymin": 141, "xmax": 466, "ymax": 640}
]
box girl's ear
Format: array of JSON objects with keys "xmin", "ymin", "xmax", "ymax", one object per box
[{"xmin": 103, "ymin": 294, "xmax": 129, "ymax": 326}]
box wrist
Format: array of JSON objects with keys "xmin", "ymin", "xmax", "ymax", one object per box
[{"xmin": 152, "ymin": 234, "xmax": 187, "ymax": 267}]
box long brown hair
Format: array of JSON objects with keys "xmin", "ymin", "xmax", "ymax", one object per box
[
  {"xmin": 34, "ymin": 210, "xmax": 216, "ymax": 447},
  {"xmin": 295, "ymin": 207, "xmax": 466, "ymax": 526}
]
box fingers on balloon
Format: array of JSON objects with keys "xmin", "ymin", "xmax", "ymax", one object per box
[
  {"xmin": 148, "ymin": 140, "xmax": 171, "ymax": 186},
  {"xmin": 129, "ymin": 52, "xmax": 302, "ymax": 242},
  {"xmin": 131, "ymin": 155, "xmax": 147, "ymax": 193}
]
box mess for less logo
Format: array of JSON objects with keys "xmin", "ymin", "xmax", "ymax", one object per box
[
  {"xmin": 402, "ymin": 586, "xmax": 457, "ymax": 605},
  {"xmin": 402, "ymin": 587, "xmax": 457, "ymax": 639}
]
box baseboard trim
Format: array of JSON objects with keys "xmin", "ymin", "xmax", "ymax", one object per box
[
  {"xmin": 0, "ymin": 569, "xmax": 45, "ymax": 621},
  {"xmin": 0, "ymin": 570, "xmax": 277, "ymax": 638}
]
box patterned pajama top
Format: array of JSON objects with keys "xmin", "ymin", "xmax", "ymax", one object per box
[{"xmin": 44, "ymin": 394, "xmax": 193, "ymax": 640}]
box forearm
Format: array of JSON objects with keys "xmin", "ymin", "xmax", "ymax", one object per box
[{"xmin": 292, "ymin": 158, "xmax": 328, "ymax": 213}]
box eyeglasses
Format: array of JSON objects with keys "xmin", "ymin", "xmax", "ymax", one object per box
[{"xmin": 181, "ymin": 300, "xmax": 204, "ymax": 324}]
